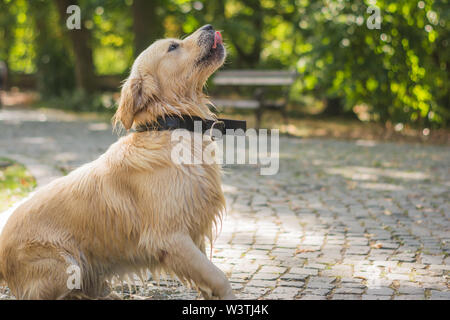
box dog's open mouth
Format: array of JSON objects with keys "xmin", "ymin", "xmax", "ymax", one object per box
[
  {"xmin": 212, "ymin": 31, "xmax": 222, "ymax": 49},
  {"xmin": 197, "ymin": 31, "xmax": 225, "ymax": 65}
]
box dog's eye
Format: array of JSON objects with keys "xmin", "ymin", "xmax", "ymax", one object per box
[{"xmin": 168, "ymin": 43, "xmax": 179, "ymax": 52}]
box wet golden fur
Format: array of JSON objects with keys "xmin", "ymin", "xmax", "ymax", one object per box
[{"xmin": 0, "ymin": 26, "xmax": 235, "ymax": 299}]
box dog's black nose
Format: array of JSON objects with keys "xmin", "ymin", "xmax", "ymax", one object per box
[{"xmin": 200, "ymin": 24, "xmax": 214, "ymax": 31}]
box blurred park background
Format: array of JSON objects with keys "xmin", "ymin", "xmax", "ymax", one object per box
[
  {"xmin": 0, "ymin": 0, "xmax": 449, "ymax": 143},
  {"xmin": 1, "ymin": 2, "xmax": 450, "ymax": 300}
]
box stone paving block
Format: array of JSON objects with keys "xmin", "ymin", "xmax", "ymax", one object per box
[
  {"xmin": 353, "ymin": 271, "xmax": 379, "ymax": 280},
  {"xmin": 295, "ymin": 252, "xmax": 321, "ymax": 259},
  {"xmin": 375, "ymin": 242, "xmax": 399, "ymax": 249},
  {"xmin": 401, "ymin": 263, "xmax": 427, "ymax": 270},
  {"xmin": 298, "ymin": 295, "xmax": 327, "ymax": 300},
  {"xmin": 366, "ymin": 288, "xmax": 394, "ymax": 296},
  {"xmin": 290, "ymin": 267, "xmax": 319, "ymax": 276},
  {"xmin": 244, "ymin": 250, "xmax": 271, "ymax": 260},
  {"xmin": 301, "ymin": 288, "xmax": 332, "ymax": 296},
  {"xmin": 389, "ymin": 266, "xmax": 412, "ymax": 274},
  {"xmin": 339, "ymin": 280, "xmax": 366, "ymax": 288},
  {"xmin": 231, "ymin": 283, "xmax": 244, "ymax": 291},
  {"xmin": 279, "ymin": 257, "xmax": 307, "ymax": 267},
  {"xmin": 389, "ymin": 254, "xmax": 416, "ymax": 262},
  {"xmin": 314, "ymin": 257, "xmax": 340, "ymax": 265},
  {"xmin": 334, "ymin": 287, "xmax": 365, "ymax": 295},
  {"xmin": 414, "ymin": 275, "xmax": 444, "ymax": 283},
  {"xmin": 321, "ymin": 265, "xmax": 353, "ymax": 278},
  {"xmin": 429, "ymin": 290, "xmax": 450, "ymax": 300},
  {"xmin": 251, "ymin": 273, "xmax": 280, "ymax": 281},
  {"xmin": 280, "ymin": 273, "xmax": 308, "ymax": 281},
  {"xmin": 428, "ymin": 264, "xmax": 450, "ymax": 271},
  {"xmin": 421, "ymin": 255, "xmax": 444, "ymax": 265},
  {"xmin": 362, "ymin": 295, "xmax": 392, "ymax": 300},
  {"xmin": 370, "ymin": 249, "xmax": 395, "ymax": 255},
  {"xmin": 386, "ymin": 274, "xmax": 411, "ymax": 281},
  {"xmin": 394, "ymin": 294, "xmax": 425, "ymax": 300},
  {"xmin": 240, "ymin": 286, "xmax": 270, "ymax": 297},
  {"xmin": 258, "ymin": 266, "xmax": 287, "ymax": 274},
  {"xmin": 398, "ymin": 287, "xmax": 425, "ymax": 295},
  {"xmin": 367, "ymin": 255, "xmax": 389, "ymax": 261},
  {"xmin": 231, "ymin": 264, "xmax": 259, "ymax": 274},
  {"xmin": 444, "ymin": 257, "xmax": 450, "ymax": 265},
  {"xmin": 236, "ymin": 293, "xmax": 260, "ymax": 300},
  {"xmin": 340, "ymin": 277, "xmax": 364, "ymax": 284},
  {"xmin": 307, "ymin": 279, "xmax": 336, "ymax": 291},
  {"xmin": 332, "ymin": 294, "xmax": 362, "ymax": 300},
  {"xmin": 372, "ymin": 261, "xmax": 398, "ymax": 268},
  {"xmin": 265, "ymin": 287, "xmax": 300, "ymax": 300},
  {"xmin": 306, "ymin": 282, "xmax": 335, "ymax": 291},
  {"xmin": 307, "ymin": 276, "xmax": 335, "ymax": 285},
  {"xmin": 278, "ymin": 280, "xmax": 305, "ymax": 288},
  {"xmin": 321, "ymin": 247, "xmax": 343, "ymax": 255},
  {"xmin": 245, "ymin": 280, "xmax": 278, "ymax": 288},
  {"xmin": 304, "ymin": 263, "xmax": 327, "ymax": 270}
]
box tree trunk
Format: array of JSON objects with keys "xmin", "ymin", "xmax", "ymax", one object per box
[
  {"xmin": 30, "ymin": 1, "xmax": 75, "ymax": 97},
  {"xmin": 132, "ymin": 0, "xmax": 163, "ymax": 57},
  {"xmin": 230, "ymin": 0, "xmax": 263, "ymax": 68},
  {"xmin": 322, "ymin": 97, "xmax": 345, "ymax": 116},
  {"xmin": 54, "ymin": 0, "xmax": 96, "ymax": 93}
]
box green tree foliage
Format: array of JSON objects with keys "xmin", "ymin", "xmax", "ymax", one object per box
[
  {"xmin": 83, "ymin": 0, "xmax": 134, "ymax": 73},
  {"xmin": 298, "ymin": 0, "xmax": 449, "ymax": 126},
  {"xmin": 0, "ymin": 0, "xmax": 17, "ymax": 64},
  {"xmin": 1, "ymin": 0, "xmax": 35, "ymax": 73}
]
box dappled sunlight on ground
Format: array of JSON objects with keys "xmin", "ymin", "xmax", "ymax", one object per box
[
  {"xmin": 325, "ymin": 166, "xmax": 430, "ymax": 181},
  {"xmin": 358, "ymin": 182, "xmax": 404, "ymax": 191}
]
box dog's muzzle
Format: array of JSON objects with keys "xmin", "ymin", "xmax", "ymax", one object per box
[{"xmin": 196, "ymin": 26, "xmax": 225, "ymax": 65}]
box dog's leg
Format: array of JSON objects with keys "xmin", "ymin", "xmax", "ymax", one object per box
[
  {"xmin": 63, "ymin": 283, "xmax": 122, "ymax": 300},
  {"xmin": 165, "ymin": 234, "xmax": 235, "ymax": 300},
  {"xmin": 5, "ymin": 246, "xmax": 105, "ymax": 300},
  {"xmin": 96, "ymin": 281, "xmax": 122, "ymax": 300},
  {"xmin": 12, "ymin": 266, "xmax": 117, "ymax": 300},
  {"xmin": 8, "ymin": 259, "xmax": 72, "ymax": 300}
]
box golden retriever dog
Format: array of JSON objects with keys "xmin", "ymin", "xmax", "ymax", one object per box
[{"xmin": 0, "ymin": 24, "xmax": 236, "ymax": 300}]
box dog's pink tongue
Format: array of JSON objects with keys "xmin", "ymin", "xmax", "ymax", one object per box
[{"xmin": 212, "ymin": 31, "xmax": 222, "ymax": 49}]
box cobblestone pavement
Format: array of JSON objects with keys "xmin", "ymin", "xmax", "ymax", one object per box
[{"xmin": 0, "ymin": 106, "xmax": 449, "ymax": 300}]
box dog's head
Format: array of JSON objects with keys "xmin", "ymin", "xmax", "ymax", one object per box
[{"xmin": 114, "ymin": 25, "xmax": 226, "ymax": 130}]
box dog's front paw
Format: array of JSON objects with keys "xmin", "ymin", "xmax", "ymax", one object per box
[
  {"xmin": 102, "ymin": 292, "xmax": 123, "ymax": 300},
  {"xmin": 222, "ymin": 290, "xmax": 236, "ymax": 300}
]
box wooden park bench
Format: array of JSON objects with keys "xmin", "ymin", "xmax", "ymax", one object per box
[{"xmin": 211, "ymin": 70, "xmax": 297, "ymax": 129}]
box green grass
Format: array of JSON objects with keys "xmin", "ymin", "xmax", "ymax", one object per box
[{"xmin": 0, "ymin": 158, "xmax": 36, "ymax": 212}]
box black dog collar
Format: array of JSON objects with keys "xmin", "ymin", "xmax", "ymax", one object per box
[{"xmin": 135, "ymin": 116, "xmax": 246, "ymax": 134}]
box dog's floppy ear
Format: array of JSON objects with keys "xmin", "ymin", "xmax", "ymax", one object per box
[{"xmin": 114, "ymin": 74, "xmax": 158, "ymax": 130}]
